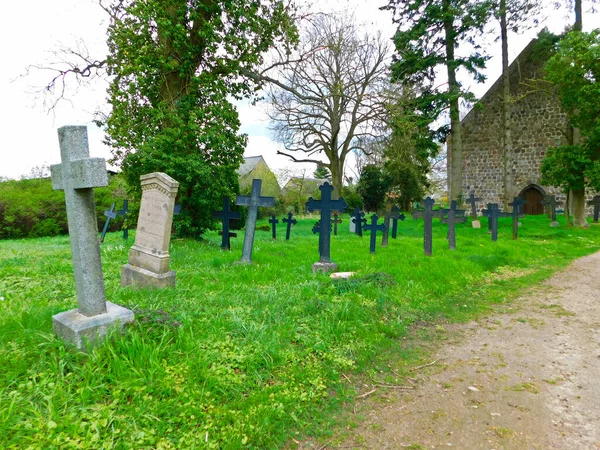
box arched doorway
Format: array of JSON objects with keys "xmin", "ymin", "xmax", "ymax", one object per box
[{"xmin": 518, "ymin": 185, "xmax": 545, "ymax": 215}]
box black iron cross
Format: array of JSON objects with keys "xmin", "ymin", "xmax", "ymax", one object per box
[
  {"xmin": 100, "ymin": 203, "xmax": 117, "ymax": 243},
  {"xmin": 213, "ymin": 196, "xmax": 241, "ymax": 250},
  {"xmin": 117, "ymin": 199, "xmax": 129, "ymax": 240},
  {"xmin": 390, "ymin": 206, "xmax": 405, "ymax": 239},
  {"xmin": 412, "ymin": 197, "xmax": 440, "ymax": 256},
  {"xmin": 587, "ymin": 195, "xmax": 600, "ymax": 223},
  {"xmin": 481, "ymin": 203, "xmax": 509, "ymax": 242},
  {"xmin": 441, "ymin": 200, "xmax": 467, "ymax": 250},
  {"xmin": 542, "ymin": 195, "xmax": 560, "ymax": 224},
  {"xmin": 509, "ymin": 197, "xmax": 526, "ymax": 240},
  {"xmin": 352, "ymin": 207, "xmax": 366, "ymax": 237},
  {"xmin": 466, "ymin": 191, "xmax": 481, "ymax": 219},
  {"xmin": 269, "ymin": 215, "xmax": 279, "ymax": 240},
  {"xmin": 332, "ymin": 211, "xmax": 342, "ymax": 236},
  {"xmin": 236, "ymin": 179, "xmax": 275, "ymax": 263},
  {"xmin": 282, "ymin": 212, "xmax": 297, "ymax": 241},
  {"xmin": 363, "ymin": 214, "xmax": 386, "ymax": 254},
  {"xmin": 306, "ymin": 182, "xmax": 348, "ymax": 263}
]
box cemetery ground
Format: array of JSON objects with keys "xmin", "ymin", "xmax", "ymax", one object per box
[{"xmin": 1, "ymin": 214, "xmax": 599, "ymax": 449}]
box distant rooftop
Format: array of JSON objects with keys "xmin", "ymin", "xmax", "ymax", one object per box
[{"xmin": 237, "ymin": 156, "xmax": 264, "ymax": 177}]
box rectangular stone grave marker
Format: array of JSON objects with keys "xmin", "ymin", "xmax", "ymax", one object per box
[
  {"xmin": 100, "ymin": 203, "xmax": 117, "ymax": 243},
  {"xmin": 306, "ymin": 182, "xmax": 348, "ymax": 272},
  {"xmin": 509, "ymin": 197, "xmax": 526, "ymax": 240},
  {"xmin": 50, "ymin": 125, "xmax": 133, "ymax": 350},
  {"xmin": 364, "ymin": 214, "xmax": 385, "ymax": 253},
  {"xmin": 587, "ymin": 195, "xmax": 600, "ymax": 223},
  {"xmin": 269, "ymin": 215, "xmax": 279, "ymax": 240},
  {"xmin": 117, "ymin": 199, "xmax": 130, "ymax": 239},
  {"xmin": 542, "ymin": 195, "xmax": 561, "ymax": 226},
  {"xmin": 282, "ymin": 212, "xmax": 297, "ymax": 240},
  {"xmin": 236, "ymin": 179, "xmax": 275, "ymax": 263},
  {"xmin": 441, "ymin": 200, "xmax": 467, "ymax": 250},
  {"xmin": 213, "ymin": 196, "xmax": 241, "ymax": 250},
  {"xmin": 121, "ymin": 172, "xmax": 179, "ymax": 288}
]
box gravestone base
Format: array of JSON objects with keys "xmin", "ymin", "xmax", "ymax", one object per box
[
  {"xmin": 550, "ymin": 221, "xmax": 560, "ymax": 227},
  {"xmin": 472, "ymin": 220, "xmax": 481, "ymax": 229},
  {"xmin": 121, "ymin": 264, "xmax": 176, "ymax": 288},
  {"xmin": 312, "ymin": 261, "xmax": 338, "ymax": 273},
  {"xmin": 53, "ymin": 301, "xmax": 134, "ymax": 352}
]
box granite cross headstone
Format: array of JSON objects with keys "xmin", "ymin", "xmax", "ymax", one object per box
[
  {"xmin": 282, "ymin": 211, "xmax": 297, "ymax": 240},
  {"xmin": 100, "ymin": 203, "xmax": 117, "ymax": 243},
  {"xmin": 269, "ymin": 215, "xmax": 279, "ymax": 240},
  {"xmin": 332, "ymin": 211, "xmax": 342, "ymax": 236},
  {"xmin": 412, "ymin": 197, "xmax": 440, "ymax": 256},
  {"xmin": 50, "ymin": 125, "xmax": 133, "ymax": 350},
  {"xmin": 306, "ymin": 182, "xmax": 348, "ymax": 272},
  {"xmin": 441, "ymin": 200, "xmax": 467, "ymax": 250},
  {"xmin": 587, "ymin": 195, "xmax": 600, "ymax": 223},
  {"xmin": 364, "ymin": 214, "xmax": 386, "ymax": 254},
  {"xmin": 509, "ymin": 197, "xmax": 526, "ymax": 240},
  {"xmin": 236, "ymin": 179, "xmax": 275, "ymax": 263},
  {"xmin": 212, "ymin": 196, "xmax": 241, "ymax": 250},
  {"xmin": 351, "ymin": 207, "xmax": 366, "ymax": 237},
  {"xmin": 390, "ymin": 206, "xmax": 405, "ymax": 239},
  {"xmin": 121, "ymin": 172, "xmax": 180, "ymax": 288},
  {"xmin": 117, "ymin": 199, "xmax": 130, "ymax": 239},
  {"xmin": 542, "ymin": 195, "xmax": 560, "ymax": 226}
]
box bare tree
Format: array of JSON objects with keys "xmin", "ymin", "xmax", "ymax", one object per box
[{"xmin": 261, "ymin": 13, "xmax": 391, "ymax": 198}]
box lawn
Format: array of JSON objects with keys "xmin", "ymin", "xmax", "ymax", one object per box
[{"xmin": 1, "ymin": 214, "xmax": 599, "ymax": 449}]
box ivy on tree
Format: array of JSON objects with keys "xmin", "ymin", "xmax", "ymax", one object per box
[{"xmin": 103, "ymin": 0, "xmax": 297, "ymax": 237}]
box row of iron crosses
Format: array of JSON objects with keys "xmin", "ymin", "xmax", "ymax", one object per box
[{"xmin": 100, "ymin": 180, "xmax": 600, "ymax": 264}]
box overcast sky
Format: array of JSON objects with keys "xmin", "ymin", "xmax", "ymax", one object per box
[{"xmin": 0, "ymin": 0, "xmax": 597, "ymax": 181}]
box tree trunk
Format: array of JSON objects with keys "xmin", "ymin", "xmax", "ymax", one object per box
[
  {"xmin": 574, "ymin": 0, "xmax": 582, "ymax": 31},
  {"xmin": 444, "ymin": 12, "xmax": 463, "ymax": 201},
  {"xmin": 500, "ymin": 0, "xmax": 513, "ymax": 210},
  {"xmin": 329, "ymin": 160, "xmax": 343, "ymax": 200},
  {"xmin": 571, "ymin": 188, "xmax": 589, "ymax": 227}
]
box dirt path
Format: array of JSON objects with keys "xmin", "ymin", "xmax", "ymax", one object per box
[{"xmin": 339, "ymin": 252, "xmax": 600, "ymax": 449}]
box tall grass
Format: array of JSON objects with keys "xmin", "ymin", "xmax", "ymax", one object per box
[{"xmin": 1, "ymin": 214, "xmax": 598, "ymax": 448}]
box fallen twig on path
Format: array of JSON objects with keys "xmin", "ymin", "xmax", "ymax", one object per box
[
  {"xmin": 356, "ymin": 388, "xmax": 377, "ymax": 399},
  {"xmin": 409, "ymin": 357, "xmax": 447, "ymax": 372}
]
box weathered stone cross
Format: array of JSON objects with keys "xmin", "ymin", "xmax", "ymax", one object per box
[
  {"xmin": 212, "ymin": 196, "xmax": 241, "ymax": 250},
  {"xmin": 236, "ymin": 179, "xmax": 275, "ymax": 263},
  {"xmin": 509, "ymin": 197, "xmax": 526, "ymax": 240},
  {"xmin": 441, "ymin": 200, "xmax": 467, "ymax": 250},
  {"xmin": 50, "ymin": 126, "xmax": 133, "ymax": 349},
  {"xmin": 364, "ymin": 214, "xmax": 386, "ymax": 254},
  {"xmin": 269, "ymin": 215, "xmax": 279, "ymax": 240},
  {"xmin": 306, "ymin": 182, "xmax": 347, "ymax": 271},
  {"xmin": 587, "ymin": 195, "xmax": 600, "ymax": 223},
  {"xmin": 282, "ymin": 212, "xmax": 297, "ymax": 240},
  {"xmin": 542, "ymin": 195, "xmax": 560, "ymax": 226},
  {"xmin": 100, "ymin": 203, "xmax": 117, "ymax": 244}
]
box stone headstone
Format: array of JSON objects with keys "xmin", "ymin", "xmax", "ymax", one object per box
[
  {"xmin": 50, "ymin": 125, "xmax": 133, "ymax": 350},
  {"xmin": 121, "ymin": 172, "xmax": 180, "ymax": 288},
  {"xmin": 236, "ymin": 179, "xmax": 275, "ymax": 263},
  {"xmin": 282, "ymin": 211, "xmax": 297, "ymax": 240},
  {"xmin": 212, "ymin": 196, "xmax": 241, "ymax": 250}
]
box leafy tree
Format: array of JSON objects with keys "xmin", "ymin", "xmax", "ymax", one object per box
[
  {"xmin": 356, "ymin": 164, "xmax": 392, "ymax": 213},
  {"xmin": 313, "ymin": 165, "xmax": 330, "ymax": 180},
  {"xmin": 383, "ymin": 0, "xmax": 493, "ymax": 201},
  {"xmin": 542, "ymin": 30, "xmax": 600, "ymax": 227}
]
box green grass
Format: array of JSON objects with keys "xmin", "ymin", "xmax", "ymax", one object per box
[{"xmin": 1, "ymin": 214, "xmax": 599, "ymax": 449}]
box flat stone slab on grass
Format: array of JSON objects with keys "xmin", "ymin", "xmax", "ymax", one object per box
[{"xmin": 330, "ymin": 271, "xmax": 356, "ymax": 279}]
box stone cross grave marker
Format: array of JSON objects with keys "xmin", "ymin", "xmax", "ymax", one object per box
[
  {"xmin": 542, "ymin": 195, "xmax": 561, "ymax": 227},
  {"xmin": 269, "ymin": 215, "xmax": 279, "ymax": 240},
  {"xmin": 441, "ymin": 200, "xmax": 467, "ymax": 250},
  {"xmin": 481, "ymin": 203, "xmax": 509, "ymax": 242},
  {"xmin": 282, "ymin": 212, "xmax": 297, "ymax": 240},
  {"xmin": 100, "ymin": 203, "xmax": 117, "ymax": 243},
  {"xmin": 364, "ymin": 214, "xmax": 386, "ymax": 254},
  {"xmin": 332, "ymin": 211, "xmax": 342, "ymax": 236},
  {"xmin": 587, "ymin": 195, "xmax": 600, "ymax": 223},
  {"xmin": 390, "ymin": 205, "xmax": 405, "ymax": 239},
  {"xmin": 509, "ymin": 197, "xmax": 526, "ymax": 240},
  {"xmin": 212, "ymin": 196, "xmax": 241, "ymax": 250},
  {"xmin": 466, "ymin": 191, "xmax": 482, "ymax": 228},
  {"xmin": 121, "ymin": 172, "xmax": 180, "ymax": 288},
  {"xmin": 50, "ymin": 125, "xmax": 134, "ymax": 350},
  {"xmin": 412, "ymin": 197, "xmax": 443, "ymax": 256},
  {"xmin": 306, "ymin": 182, "xmax": 348, "ymax": 272},
  {"xmin": 351, "ymin": 206, "xmax": 366, "ymax": 237},
  {"xmin": 117, "ymin": 199, "xmax": 130, "ymax": 239},
  {"xmin": 236, "ymin": 179, "xmax": 275, "ymax": 263}
]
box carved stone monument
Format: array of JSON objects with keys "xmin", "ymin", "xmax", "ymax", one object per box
[
  {"xmin": 50, "ymin": 125, "xmax": 134, "ymax": 350},
  {"xmin": 236, "ymin": 179, "xmax": 275, "ymax": 264},
  {"xmin": 121, "ymin": 172, "xmax": 179, "ymax": 288}
]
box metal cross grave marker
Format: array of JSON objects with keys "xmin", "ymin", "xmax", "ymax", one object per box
[
  {"xmin": 282, "ymin": 212, "xmax": 297, "ymax": 240},
  {"xmin": 269, "ymin": 215, "xmax": 279, "ymax": 240},
  {"xmin": 352, "ymin": 207, "xmax": 366, "ymax": 237},
  {"xmin": 587, "ymin": 195, "xmax": 600, "ymax": 223},
  {"xmin": 306, "ymin": 182, "xmax": 347, "ymax": 263},
  {"xmin": 332, "ymin": 211, "xmax": 342, "ymax": 236},
  {"xmin": 542, "ymin": 195, "xmax": 560, "ymax": 226},
  {"xmin": 441, "ymin": 200, "xmax": 467, "ymax": 250},
  {"xmin": 364, "ymin": 214, "xmax": 386, "ymax": 254},
  {"xmin": 481, "ymin": 203, "xmax": 509, "ymax": 242},
  {"xmin": 509, "ymin": 197, "xmax": 526, "ymax": 240},
  {"xmin": 236, "ymin": 180, "xmax": 275, "ymax": 262},
  {"xmin": 412, "ymin": 197, "xmax": 440, "ymax": 256},
  {"xmin": 390, "ymin": 206, "xmax": 405, "ymax": 239},
  {"xmin": 466, "ymin": 191, "xmax": 481, "ymax": 220},
  {"xmin": 100, "ymin": 203, "xmax": 117, "ymax": 243},
  {"xmin": 212, "ymin": 196, "xmax": 241, "ymax": 250},
  {"xmin": 117, "ymin": 199, "xmax": 130, "ymax": 239}
]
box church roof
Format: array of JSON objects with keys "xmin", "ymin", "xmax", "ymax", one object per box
[{"xmin": 237, "ymin": 156, "xmax": 264, "ymax": 177}]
